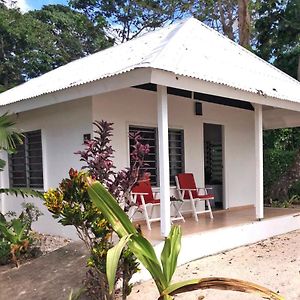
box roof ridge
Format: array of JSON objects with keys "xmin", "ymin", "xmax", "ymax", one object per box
[
  {"xmin": 147, "ymin": 18, "xmax": 192, "ymax": 66},
  {"xmin": 134, "ymin": 18, "xmax": 190, "ymax": 67}
]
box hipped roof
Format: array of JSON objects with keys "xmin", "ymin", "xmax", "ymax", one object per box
[{"xmin": 0, "ymin": 17, "xmax": 300, "ymax": 106}]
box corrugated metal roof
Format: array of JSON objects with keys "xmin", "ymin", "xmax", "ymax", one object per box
[{"xmin": 0, "ymin": 17, "xmax": 300, "ymax": 106}]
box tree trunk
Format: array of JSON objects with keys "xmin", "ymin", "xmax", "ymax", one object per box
[
  {"xmin": 269, "ymin": 150, "xmax": 300, "ymax": 201},
  {"xmin": 238, "ymin": 0, "xmax": 250, "ymax": 48}
]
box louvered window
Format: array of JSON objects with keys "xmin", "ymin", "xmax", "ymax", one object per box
[
  {"xmin": 168, "ymin": 129, "xmax": 184, "ymax": 185},
  {"xmin": 129, "ymin": 126, "xmax": 184, "ymax": 186},
  {"xmin": 9, "ymin": 130, "xmax": 44, "ymax": 189}
]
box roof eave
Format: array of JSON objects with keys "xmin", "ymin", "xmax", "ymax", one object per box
[
  {"xmin": 0, "ymin": 68, "xmax": 153, "ymax": 114},
  {"xmin": 150, "ymin": 69, "xmax": 300, "ymax": 112}
]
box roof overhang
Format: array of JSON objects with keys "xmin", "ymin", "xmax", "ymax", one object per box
[
  {"xmin": 0, "ymin": 68, "xmax": 152, "ymax": 113},
  {"xmin": 150, "ymin": 69, "xmax": 300, "ymax": 113},
  {"xmin": 1, "ymin": 67, "xmax": 300, "ymax": 114},
  {"xmin": 263, "ymin": 108, "xmax": 300, "ymax": 129}
]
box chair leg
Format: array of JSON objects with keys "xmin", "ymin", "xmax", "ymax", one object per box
[
  {"xmin": 128, "ymin": 206, "xmax": 137, "ymax": 221},
  {"xmin": 206, "ymin": 199, "xmax": 214, "ymax": 219},
  {"xmin": 190, "ymin": 199, "xmax": 199, "ymax": 222},
  {"xmin": 142, "ymin": 204, "xmax": 152, "ymax": 231}
]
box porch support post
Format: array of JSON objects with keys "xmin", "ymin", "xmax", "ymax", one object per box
[
  {"xmin": 254, "ymin": 104, "xmax": 264, "ymax": 220},
  {"xmin": 157, "ymin": 85, "xmax": 171, "ymax": 237}
]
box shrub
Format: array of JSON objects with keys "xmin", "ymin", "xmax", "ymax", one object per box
[
  {"xmin": 0, "ymin": 202, "xmax": 42, "ymax": 266},
  {"xmin": 263, "ymin": 149, "xmax": 296, "ymax": 199},
  {"xmin": 44, "ymin": 120, "xmax": 149, "ymax": 299}
]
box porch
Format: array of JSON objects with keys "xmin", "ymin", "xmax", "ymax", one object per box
[
  {"xmin": 132, "ymin": 206, "xmax": 300, "ymax": 282},
  {"xmin": 139, "ymin": 206, "xmax": 300, "ymax": 244}
]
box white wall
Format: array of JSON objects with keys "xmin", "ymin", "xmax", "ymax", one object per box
[
  {"xmin": 0, "ymin": 88, "xmax": 256, "ymax": 238},
  {"xmin": 92, "ymin": 88, "xmax": 256, "ymax": 213},
  {"xmin": 0, "ymin": 98, "xmax": 92, "ymax": 239}
]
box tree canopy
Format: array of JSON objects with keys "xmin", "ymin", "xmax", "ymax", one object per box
[
  {"xmin": 0, "ymin": 4, "xmax": 111, "ymax": 92},
  {"xmin": 69, "ymin": 0, "xmax": 192, "ymax": 43}
]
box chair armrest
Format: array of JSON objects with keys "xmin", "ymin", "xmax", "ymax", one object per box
[
  {"xmin": 178, "ymin": 188, "xmax": 198, "ymax": 191},
  {"xmin": 131, "ymin": 192, "xmax": 149, "ymax": 195},
  {"xmin": 197, "ymin": 187, "xmax": 213, "ymax": 190}
]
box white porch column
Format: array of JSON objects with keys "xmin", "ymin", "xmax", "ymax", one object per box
[
  {"xmin": 157, "ymin": 85, "xmax": 171, "ymax": 237},
  {"xmin": 254, "ymin": 104, "xmax": 264, "ymax": 220}
]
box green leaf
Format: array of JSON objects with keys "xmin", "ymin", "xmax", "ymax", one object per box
[
  {"xmin": 0, "ymin": 221, "xmax": 15, "ymax": 242},
  {"xmin": 88, "ymin": 180, "xmax": 137, "ymax": 236},
  {"xmin": 0, "ymin": 188, "xmax": 44, "ymax": 199},
  {"xmin": 0, "ymin": 159, "xmax": 6, "ymax": 172},
  {"xmin": 160, "ymin": 225, "xmax": 182, "ymax": 284},
  {"xmin": 0, "ymin": 112, "xmax": 23, "ymax": 152},
  {"xmin": 107, "ymin": 234, "xmax": 132, "ymax": 294},
  {"xmin": 11, "ymin": 219, "xmax": 26, "ymax": 241},
  {"xmin": 88, "ymin": 180, "xmax": 168, "ymax": 293}
]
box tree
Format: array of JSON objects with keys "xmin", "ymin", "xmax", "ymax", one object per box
[
  {"xmin": 69, "ymin": 0, "xmax": 192, "ymax": 43},
  {"xmin": 0, "ymin": 4, "xmax": 111, "ymax": 92},
  {"xmin": 191, "ymin": 0, "xmax": 255, "ymax": 47},
  {"xmin": 28, "ymin": 5, "xmax": 112, "ymax": 74},
  {"xmin": 255, "ymin": 0, "xmax": 300, "ymax": 79}
]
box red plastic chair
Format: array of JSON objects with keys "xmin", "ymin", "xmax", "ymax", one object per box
[
  {"xmin": 175, "ymin": 173, "xmax": 214, "ymax": 221},
  {"xmin": 130, "ymin": 179, "xmax": 160, "ymax": 230}
]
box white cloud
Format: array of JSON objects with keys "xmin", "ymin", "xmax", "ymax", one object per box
[{"xmin": 3, "ymin": 0, "xmax": 32, "ymax": 12}]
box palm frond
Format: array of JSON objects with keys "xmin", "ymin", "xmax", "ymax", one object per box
[
  {"xmin": 0, "ymin": 188, "xmax": 44, "ymax": 199},
  {"xmin": 0, "ymin": 112, "xmax": 23, "ymax": 152}
]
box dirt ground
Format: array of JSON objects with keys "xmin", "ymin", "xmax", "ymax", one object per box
[
  {"xmin": 128, "ymin": 230, "xmax": 300, "ymax": 300},
  {"xmin": 0, "ymin": 230, "xmax": 299, "ymax": 299}
]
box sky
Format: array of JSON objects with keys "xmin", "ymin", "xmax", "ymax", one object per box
[{"xmin": 10, "ymin": 0, "xmax": 68, "ymax": 12}]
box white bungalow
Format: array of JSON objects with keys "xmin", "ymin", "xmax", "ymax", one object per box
[{"xmin": 0, "ymin": 18, "xmax": 300, "ymax": 261}]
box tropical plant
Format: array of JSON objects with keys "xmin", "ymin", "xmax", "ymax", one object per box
[
  {"xmin": 44, "ymin": 120, "xmax": 149, "ymax": 299},
  {"xmin": 87, "ymin": 180, "xmax": 284, "ymax": 300},
  {"xmin": 0, "ymin": 202, "xmax": 43, "ymax": 267}
]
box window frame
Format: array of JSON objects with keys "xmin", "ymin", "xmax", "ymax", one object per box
[
  {"xmin": 9, "ymin": 129, "xmax": 44, "ymax": 189},
  {"xmin": 129, "ymin": 125, "xmax": 185, "ymax": 186}
]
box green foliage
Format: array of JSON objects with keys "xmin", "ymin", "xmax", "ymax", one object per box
[
  {"xmin": 0, "ymin": 240, "xmax": 10, "ymax": 265},
  {"xmin": 263, "ymin": 149, "xmax": 296, "ymax": 195},
  {"xmin": 263, "ymin": 127, "xmax": 300, "ymax": 201},
  {"xmin": 44, "ymin": 169, "xmax": 139, "ymax": 299},
  {"xmin": 88, "ymin": 180, "xmax": 284, "ymax": 300},
  {"xmin": 0, "ymin": 112, "xmax": 23, "ymax": 153},
  {"xmin": 0, "ymin": 203, "xmax": 42, "ymax": 266},
  {"xmin": 0, "ymin": 4, "xmax": 111, "ymax": 91},
  {"xmin": 288, "ymin": 182, "xmax": 300, "ymax": 200},
  {"xmin": 255, "ymin": 0, "xmax": 300, "ymax": 79},
  {"xmin": 69, "ymin": 0, "xmax": 191, "ymax": 42}
]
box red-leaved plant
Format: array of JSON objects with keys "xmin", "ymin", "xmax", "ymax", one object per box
[{"xmin": 76, "ymin": 120, "xmax": 150, "ymax": 209}]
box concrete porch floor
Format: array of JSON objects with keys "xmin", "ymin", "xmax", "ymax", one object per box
[
  {"xmin": 132, "ymin": 206, "xmax": 300, "ymax": 282},
  {"xmin": 138, "ymin": 206, "xmax": 300, "ymax": 243}
]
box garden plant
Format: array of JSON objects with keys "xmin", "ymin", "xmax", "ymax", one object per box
[
  {"xmin": 87, "ymin": 179, "xmax": 285, "ymax": 300},
  {"xmin": 44, "ymin": 120, "xmax": 149, "ymax": 300},
  {"xmin": 0, "ymin": 112, "xmax": 44, "ymax": 267},
  {"xmin": 0, "ymin": 202, "xmax": 43, "ymax": 266}
]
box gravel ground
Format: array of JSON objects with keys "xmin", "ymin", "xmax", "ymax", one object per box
[
  {"xmin": 34, "ymin": 233, "xmax": 70, "ymax": 254},
  {"xmin": 0, "ymin": 232, "xmax": 70, "ymax": 273},
  {"xmin": 128, "ymin": 230, "xmax": 300, "ymax": 300}
]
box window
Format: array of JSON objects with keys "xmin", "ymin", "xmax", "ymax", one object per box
[
  {"xmin": 129, "ymin": 126, "xmax": 184, "ymax": 186},
  {"xmin": 9, "ymin": 130, "xmax": 44, "ymax": 189}
]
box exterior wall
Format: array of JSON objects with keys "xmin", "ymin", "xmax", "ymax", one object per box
[
  {"xmin": 92, "ymin": 88, "xmax": 256, "ymax": 213},
  {"xmin": 0, "ymin": 98, "xmax": 92, "ymax": 239},
  {"xmin": 0, "ymin": 87, "xmax": 256, "ymax": 238}
]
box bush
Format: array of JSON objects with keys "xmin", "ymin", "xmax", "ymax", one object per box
[
  {"xmin": 0, "ymin": 240, "xmax": 10, "ymax": 265},
  {"xmin": 288, "ymin": 181, "xmax": 300, "ymax": 202},
  {"xmin": 44, "ymin": 120, "xmax": 149, "ymax": 299},
  {"xmin": 0, "ymin": 202, "xmax": 42, "ymax": 266},
  {"xmin": 263, "ymin": 149, "xmax": 296, "ymax": 198}
]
